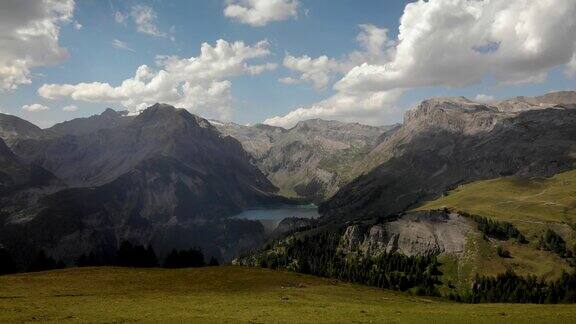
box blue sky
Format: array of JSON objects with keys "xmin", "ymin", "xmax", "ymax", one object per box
[{"xmin": 0, "ymin": 0, "xmax": 575, "ymax": 128}]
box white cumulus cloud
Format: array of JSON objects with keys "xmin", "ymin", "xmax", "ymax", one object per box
[
  {"xmin": 336, "ymin": 0, "xmax": 576, "ymax": 94},
  {"xmin": 282, "ymin": 55, "xmax": 348, "ymax": 90},
  {"xmin": 39, "ymin": 39, "xmax": 276, "ymax": 120},
  {"xmin": 0, "ymin": 0, "xmax": 75, "ymax": 91},
  {"xmin": 22, "ymin": 103, "xmax": 50, "ymax": 112},
  {"xmin": 280, "ymin": 24, "xmax": 392, "ymax": 92},
  {"xmin": 268, "ymin": 0, "xmax": 576, "ymax": 128},
  {"xmin": 224, "ymin": 0, "xmax": 299, "ymax": 27},
  {"xmin": 265, "ymin": 90, "xmax": 403, "ymax": 128}
]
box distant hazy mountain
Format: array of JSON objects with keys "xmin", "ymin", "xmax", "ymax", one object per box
[
  {"xmin": 215, "ymin": 119, "xmax": 397, "ymax": 202},
  {"xmin": 0, "ymin": 104, "xmax": 287, "ymax": 264},
  {"xmin": 320, "ymin": 91, "xmax": 576, "ymax": 222}
]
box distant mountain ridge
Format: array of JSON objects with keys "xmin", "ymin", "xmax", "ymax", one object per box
[
  {"xmin": 45, "ymin": 108, "xmax": 132, "ymax": 137},
  {"xmin": 215, "ymin": 118, "xmax": 397, "ymax": 202},
  {"xmin": 1, "ymin": 90, "xmax": 575, "ymax": 267}
]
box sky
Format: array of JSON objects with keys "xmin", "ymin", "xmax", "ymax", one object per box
[{"xmin": 0, "ymin": 0, "xmax": 575, "ymax": 129}]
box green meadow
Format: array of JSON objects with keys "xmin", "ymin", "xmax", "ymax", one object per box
[
  {"xmin": 416, "ymin": 169, "xmax": 576, "ymax": 225},
  {"xmin": 0, "ymin": 266, "xmax": 575, "ymax": 323}
]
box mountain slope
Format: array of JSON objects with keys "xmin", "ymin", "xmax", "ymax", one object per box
[
  {"xmin": 217, "ymin": 119, "xmax": 396, "ymax": 201},
  {"xmin": 12, "ymin": 104, "xmax": 275, "ymax": 191},
  {"xmin": 0, "ymin": 138, "xmax": 58, "ymax": 196},
  {"xmin": 0, "ymin": 113, "xmax": 44, "ymax": 147},
  {"xmin": 416, "ymin": 169, "xmax": 576, "ymax": 225},
  {"xmin": 0, "ymin": 104, "xmax": 288, "ymax": 263},
  {"xmin": 320, "ymin": 98, "xmax": 576, "ymax": 223}
]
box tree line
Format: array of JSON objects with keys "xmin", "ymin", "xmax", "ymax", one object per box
[
  {"xmin": 242, "ymin": 215, "xmax": 576, "ymax": 304},
  {"xmin": 458, "ymin": 211, "xmax": 527, "ymax": 243},
  {"xmin": 448, "ymin": 270, "xmax": 576, "ymax": 304},
  {"xmin": 245, "ymin": 230, "xmax": 441, "ymax": 296},
  {"xmin": 0, "ymin": 241, "xmax": 219, "ymax": 275}
]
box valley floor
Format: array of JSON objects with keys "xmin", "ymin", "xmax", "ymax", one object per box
[{"xmin": 0, "ymin": 267, "xmax": 575, "ymax": 323}]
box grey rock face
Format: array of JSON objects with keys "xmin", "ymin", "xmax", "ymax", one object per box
[{"xmin": 340, "ymin": 210, "xmax": 472, "ymax": 257}]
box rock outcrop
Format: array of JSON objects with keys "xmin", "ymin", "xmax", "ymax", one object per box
[{"xmin": 340, "ymin": 211, "xmax": 472, "ymax": 257}]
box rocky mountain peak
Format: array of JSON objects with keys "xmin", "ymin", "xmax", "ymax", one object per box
[
  {"xmin": 135, "ymin": 103, "xmax": 215, "ymax": 131},
  {"xmin": 402, "ymin": 97, "xmax": 500, "ymax": 136}
]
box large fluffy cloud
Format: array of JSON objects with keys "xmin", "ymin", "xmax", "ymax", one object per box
[
  {"xmin": 0, "ymin": 0, "xmax": 74, "ymax": 91},
  {"xmin": 267, "ymin": 0, "xmax": 576, "ymax": 128},
  {"xmin": 39, "ymin": 40, "xmax": 276, "ymax": 120},
  {"xmin": 265, "ymin": 90, "xmax": 403, "ymax": 127},
  {"xmin": 224, "ymin": 0, "xmax": 299, "ymax": 27},
  {"xmin": 336, "ymin": 0, "xmax": 576, "ymax": 94},
  {"xmin": 280, "ymin": 55, "xmax": 348, "ymax": 90}
]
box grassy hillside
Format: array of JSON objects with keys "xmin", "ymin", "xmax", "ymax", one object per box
[
  {"xmin": 1, "ymin": 267, "xmax": 575, "ymax": 323},
  {"xmin": 415, "ymin": 170, "xmax": 576, "ymax": 290},
  {"xmin": 416, "ymin": 169, "xmax": 576, "ymax": 224}
]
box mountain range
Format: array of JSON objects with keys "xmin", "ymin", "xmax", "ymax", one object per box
[
  {"xmin": 1, "ymin": 90, "xmax": 575, "ymax": 273},
  {"xmin": 236, "ymin": 90, "xmax": 576, "ymax": 296},
  {"xmin": 0, "ymin": 104, "xmax": 288, "ymax": 264},
  {"xmin": 214, "ymin": 119, "xmax": 396, "ymax": 202}
]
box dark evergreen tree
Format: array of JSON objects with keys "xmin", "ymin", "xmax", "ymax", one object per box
[
  {"xmin": 208, "ymin": 256, "xmax": 220, "ymax": 266},
  {"xmin": 75, "ymin": 251, "xmax": 111, "ymax": 267},
  {"xmin": 27, "ymin": 251, "xmax": 64, "ymax": 272},
  {"xmin": 496, "ymin": 246, "xmax": 511, "ymax": 258},
  {"xmin": 460, "ymin": 212, "xmax": 527, "ymax": 243},
  {"xmin": 163, "ymin": 248, "xmax": 205, "ymax": 268},
  {"xmin": 114, "ymin": 241, "xmax": 159, "ymax": 268},
  {"xmin": 0, "ymin": 247, "xmax": 18, "ymax": 275},
  {"xmin": 458, "ymin": 270, "xmax": 576, "ymax": 304},
  {"xmin": 538, "ymin": 229, "xmax": 568, "ymax": 258}
]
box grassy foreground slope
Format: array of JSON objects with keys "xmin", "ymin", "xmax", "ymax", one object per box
[{"xmin": 1, "ymin": 267, "xmax": 576, "ymax": 323}]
